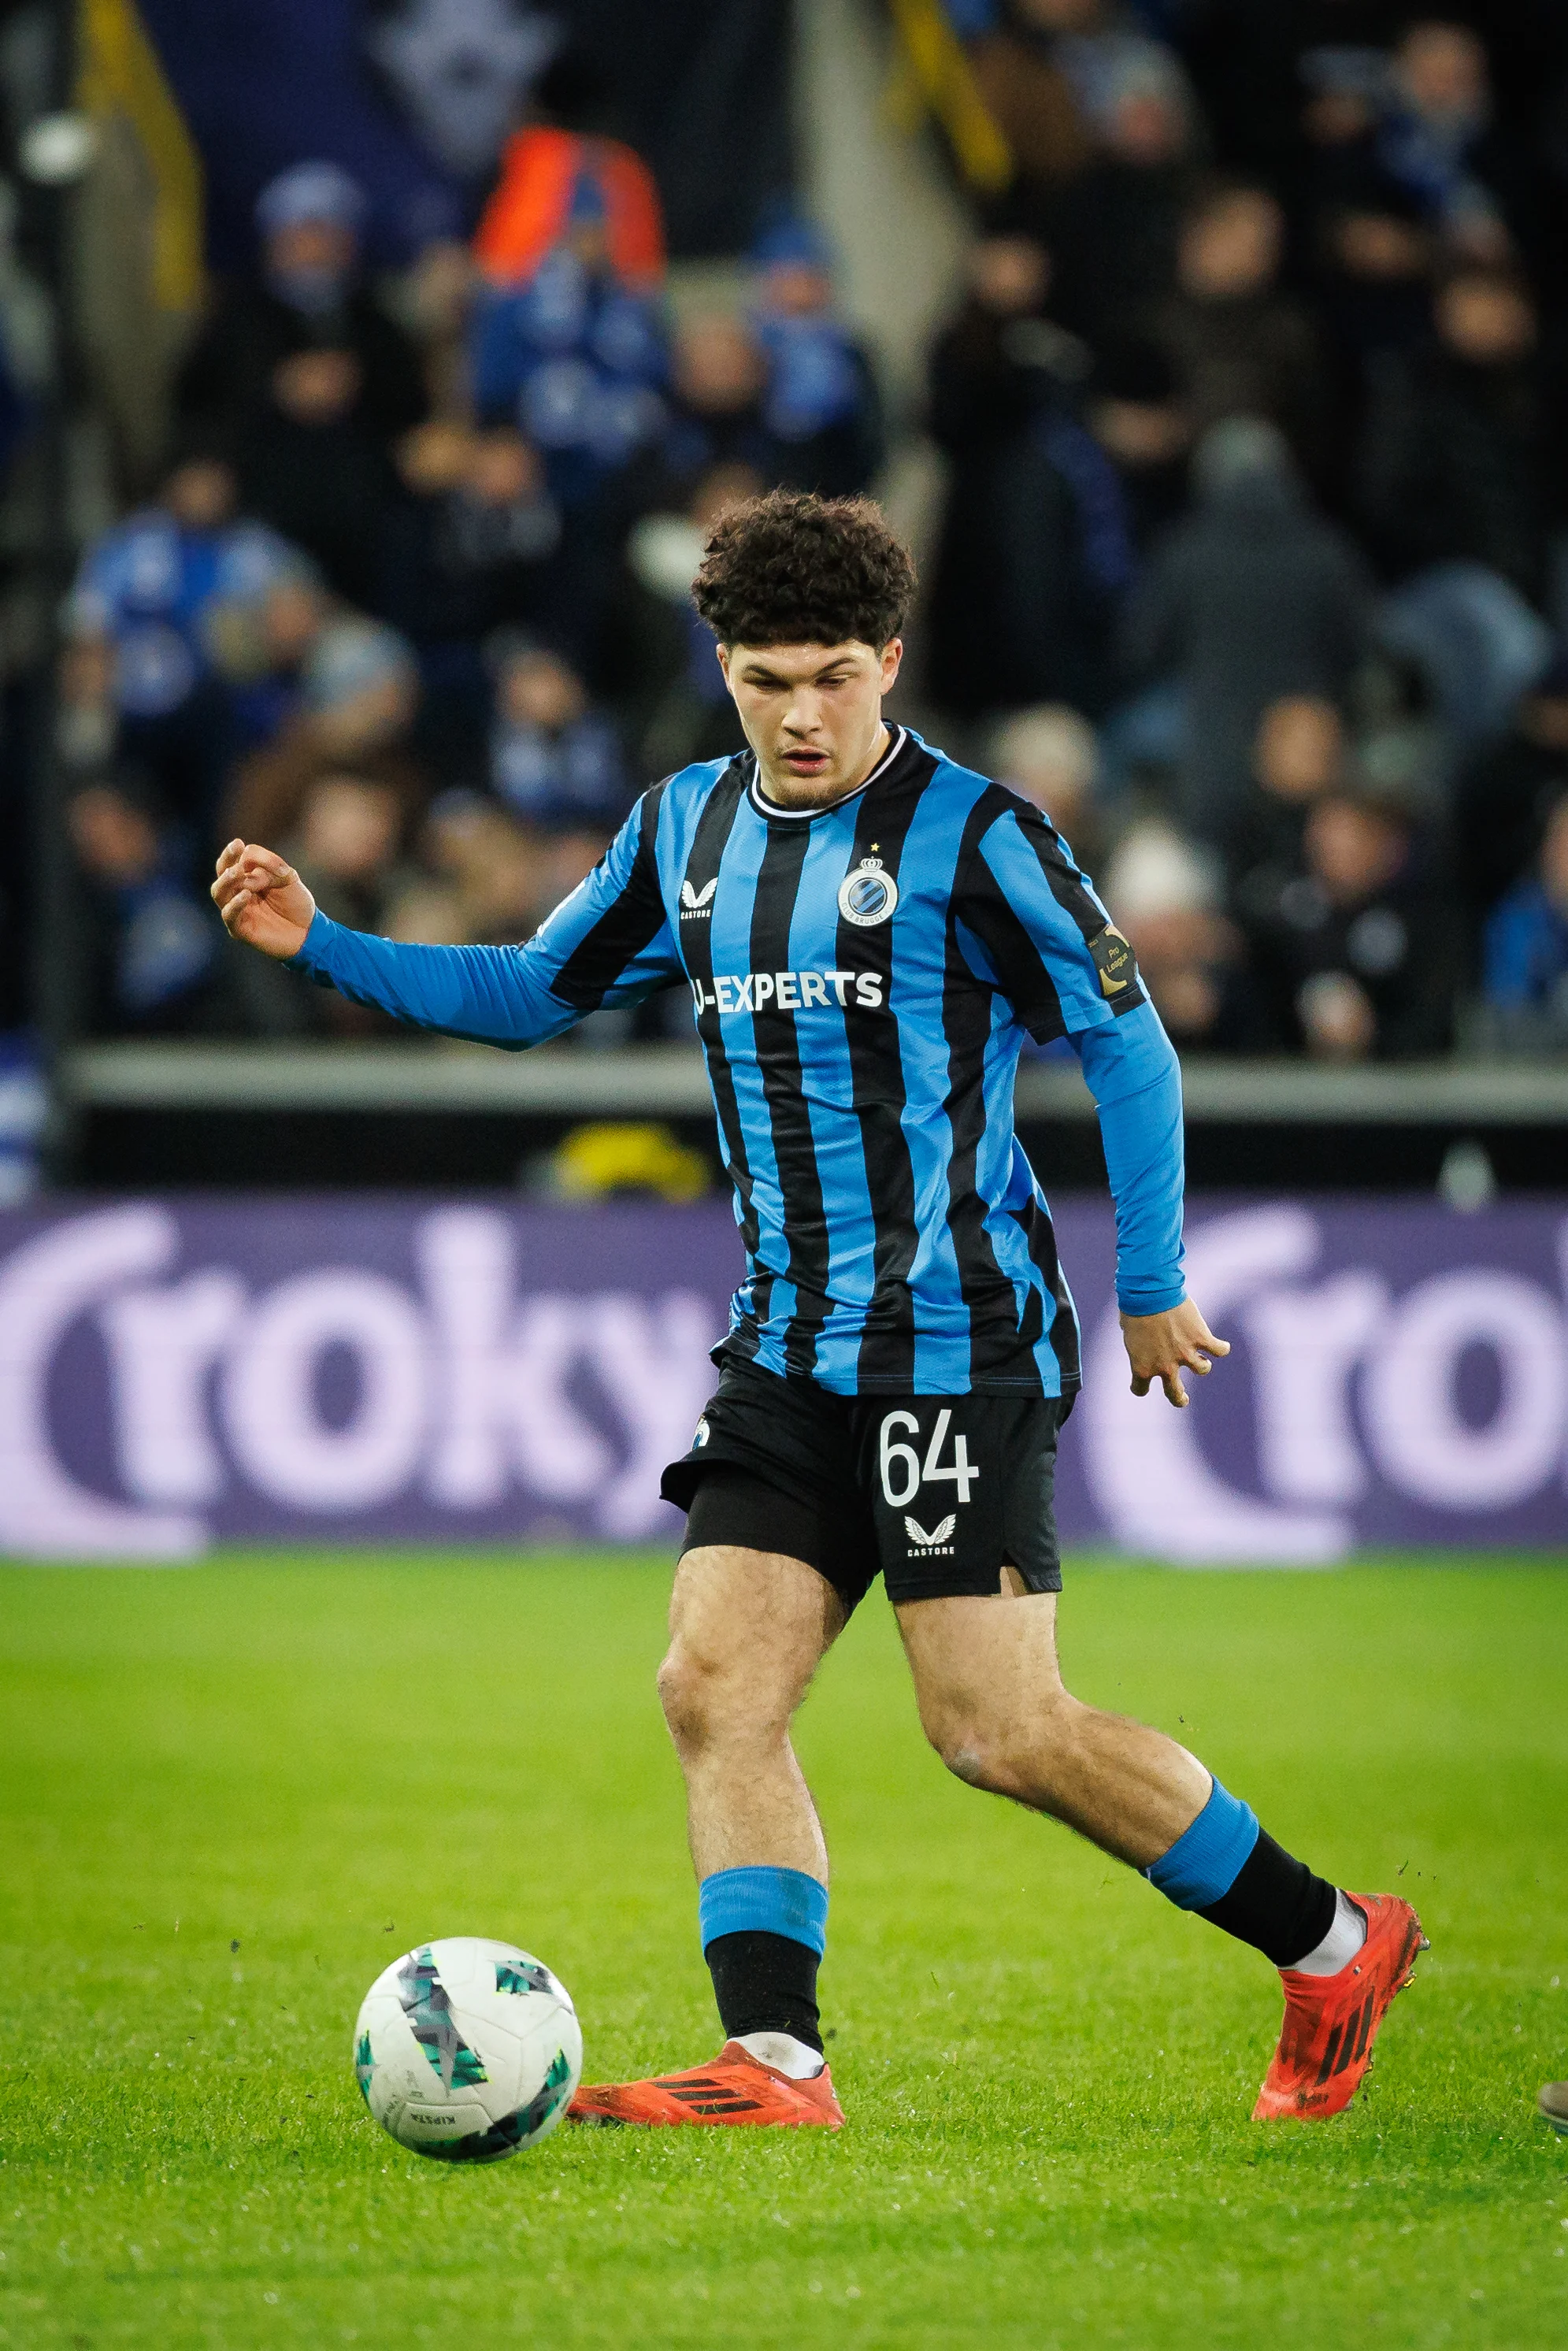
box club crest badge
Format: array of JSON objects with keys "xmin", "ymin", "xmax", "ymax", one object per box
[{"xmin": 838, "ymin": 858, "xmax": 899, "ymax": 928}]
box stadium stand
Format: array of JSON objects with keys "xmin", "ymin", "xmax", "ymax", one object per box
[{"xmin": 4, "ymin": 0, "xmax": 1568, "ymax": 1194}]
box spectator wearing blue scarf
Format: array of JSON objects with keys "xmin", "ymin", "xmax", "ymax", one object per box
[
  {"xmin": 1375, "ymin": 23, "xmax": 1509, "ymax": 256},
  {"xmin": 1310, "ymin": 22, "xmax": 1534, "ymax": 299},
  {"xmin": 66, "ymin": 780, "xmax": 221, "ymax": 1033},
  {"xmin": 747, "ymin": 218, "xmax": 884, "ymax": 497},
  {"xmin": 67, "ymin": 450, "xmax": 307, "ymax": 832},
  {"xmin": 487, "ymin": 639, "xmax": 632, "ymax": 831},
  {"xmin": 177, "ymin": 162, "xmax": 427, "ymax": 453},
  {"xmin": 470, "ymin": 169, "xmax": 669, "ymax": 512}
]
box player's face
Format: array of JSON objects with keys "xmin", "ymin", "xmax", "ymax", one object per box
[{"xmin": 718, "ymin": 638, "xmax": 903, "ymax": 807}]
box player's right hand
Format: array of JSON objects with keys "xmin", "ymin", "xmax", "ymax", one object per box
[{"xmin": 211, "ymin": 840, "xmax": 317, "ymax": 961}]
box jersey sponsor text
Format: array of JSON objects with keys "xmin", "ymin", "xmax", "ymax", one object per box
[{"xmin": 690, "ymin": 970, "xmax": 885, "ymax": 1014}]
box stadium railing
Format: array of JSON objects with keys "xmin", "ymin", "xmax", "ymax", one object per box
[{"xmin": 59, "ymin": 1040, "xmax": 1568, "ymax": 1193}]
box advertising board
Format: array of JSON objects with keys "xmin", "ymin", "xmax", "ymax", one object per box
[{"xmin": 1, "ymin": 1199, "xmax": 1563, "ymax": 1561}]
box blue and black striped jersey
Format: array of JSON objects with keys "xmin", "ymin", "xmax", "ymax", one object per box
[{"xmin": 293, "ymin": 727, "xmax": 1187, "ymax": 1396}]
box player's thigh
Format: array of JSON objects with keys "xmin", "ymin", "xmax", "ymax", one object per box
[
  {"xmin": 666, "ymin": 1541, "xmax": 847, "ymax": 1731},
  {"xmin": 895, "ymin": 1582, "xmax": 1066, "ymax": 1760}
]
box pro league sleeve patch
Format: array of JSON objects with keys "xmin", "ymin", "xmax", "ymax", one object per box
[{"xmin": 1090, "ymin": 924, "xmax": 1140, "ymax": 1003}]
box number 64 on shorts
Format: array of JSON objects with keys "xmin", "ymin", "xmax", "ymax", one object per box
[
  {"xmin": 877, "ymin": 1408, "xmax": 980, "ymax": 1509},
  {"xmin": 661, "ymin": 1364, "xmax": 1069, "ymax": 1607}
]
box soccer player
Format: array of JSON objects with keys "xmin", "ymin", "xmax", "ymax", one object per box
[{"xmin": 213, "ymin": 490, "xmax": 1424, "ymax": 2130}]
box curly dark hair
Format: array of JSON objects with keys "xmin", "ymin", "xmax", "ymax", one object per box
[{"xmin": 692, "ymin": 489, "xmax": 917, "ymax": 648}]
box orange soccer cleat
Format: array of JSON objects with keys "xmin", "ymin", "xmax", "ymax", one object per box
[
  {"xmin": 1252, "ymin": 1892, "xmax": 1427, "ymax": 2121},
  {"xmin": 567, "ymin": 2040, "xmax": 844, "ymax": 2129}
]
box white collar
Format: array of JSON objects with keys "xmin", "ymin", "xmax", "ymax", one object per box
[{"xmin": 748, "ymin": 725, "xmax": 906, "ymax": 821}]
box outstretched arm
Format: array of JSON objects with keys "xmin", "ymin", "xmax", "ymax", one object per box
[
  {"xmin": 958, "ymin": 796, "xmax": 1229, "ymax": 1407},
  {"xmin": 211, "ymin": 788, "xmax": 683, "ymax": 1050}
]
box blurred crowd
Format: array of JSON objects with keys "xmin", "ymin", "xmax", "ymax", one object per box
[
  {"xmin": 934, "ymin": 0, "xmax": 1568, "ymax": 1062},
  {"xmin": 53, "ymin": 48, "xmax": 884, "ymax": 1048},
  {"xmin": 51, "ymin": 8, "xmax": 1568, "ymax": 1061}
]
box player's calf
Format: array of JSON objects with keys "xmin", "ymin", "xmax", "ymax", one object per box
[
  {"xmin": 901, "ymin": 1596, "xmax": 1423, "ymax": 2119},
  {"xmin": 907, "ymin": 1616, "xmax": 1210, "ymax": 1863},
  {"xmin": 606, "ymin": 1544, "xmax": 845, "ymax": 2114}
]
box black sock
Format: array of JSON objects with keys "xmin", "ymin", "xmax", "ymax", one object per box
[
  {"xmin": 704, "ymin": 1930, "xmax": 823, "ymax": 2054},
  {"xmin": 1197, "ymin": 1828, "xmax": 1338, "ymax": 1967}
]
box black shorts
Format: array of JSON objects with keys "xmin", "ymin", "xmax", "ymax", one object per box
[{"xmin": 660, "ymin": 1359, "xmax": 1069, "ymax": 1614}]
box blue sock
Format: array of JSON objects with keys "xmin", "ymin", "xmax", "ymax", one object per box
[
  {"xmin": 699, "ymin": 1868, "xmax": 829, "ymax": 2053},
  {"xmin": 1144, "ymin": 1778, "xmax": 1259, "ymax": 1910},
  {"xmin": 698, "ymin": 1865, "xmax": 828, "ymax": 1955}
]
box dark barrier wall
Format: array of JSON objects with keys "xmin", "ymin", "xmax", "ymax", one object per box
[{"xmin": 2, "ymin": 1199, "xmax": 1565, "ymax": 1561}]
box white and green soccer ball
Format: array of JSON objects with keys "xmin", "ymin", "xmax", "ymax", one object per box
[{"xmin": 353, "ymin": 1937, "xmax": 582, "ymax": 2163}]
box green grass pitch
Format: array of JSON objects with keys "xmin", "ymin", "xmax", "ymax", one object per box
[{"xmin": 2, "ymin": 1553, "xmax": 1566, "ymax": 2349}]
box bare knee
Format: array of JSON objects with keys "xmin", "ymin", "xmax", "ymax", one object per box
[
  {"xmin": 921, "ymin": 1687, "xmax": 1084, "ymax": 1805},
  {"xmin": 657, "ymin": 1640, "xmax": 788, "ymax": 1761},
  {"xmin": 925, "ymin": 1716, "xmax": 1032, "ymax": 1800},
  {"xmin": 656, "ymin": 1641, "xmax": 713, "ymax": 1756},
  {"xmin": 938, "ymin": 1733, "xmax": 1004, "ymax": 1792}
]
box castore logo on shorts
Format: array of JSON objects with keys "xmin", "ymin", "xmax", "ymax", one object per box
[{"xmin": 904, "ymin": 1514, "xmax": 957, "ymax": 1553}]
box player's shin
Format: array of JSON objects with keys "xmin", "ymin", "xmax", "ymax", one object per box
[
  {"xmin": 699, "ymin": 1866, "xmax": 828, "ymax": 2079},
  {"xmin": 1141, "ymin": 1778, "xmax": 1362, "ymax": 1972}
]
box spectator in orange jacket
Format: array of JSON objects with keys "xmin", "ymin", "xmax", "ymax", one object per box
[{"xmin": 473, "ymin": 124, "xmax": 664, "ymax": 294}]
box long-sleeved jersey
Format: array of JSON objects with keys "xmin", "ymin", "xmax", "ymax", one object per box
[{"xmin": 291, "ymin": 726, "xmax": 1186, "ymax": 1395}]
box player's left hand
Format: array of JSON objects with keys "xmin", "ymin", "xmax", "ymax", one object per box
[{"xmin": 1120, "ymin": 1298, "xmax": 1229, "ymax": 1408}]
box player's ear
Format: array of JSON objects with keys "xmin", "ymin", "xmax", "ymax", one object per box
[
  {"xmin": 716, "ymin": 644, "xmax": 736, "ymax": 701},
  {"xmin": 879, "ymin": 637, "xmax": 904, "ymax": 695}
]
